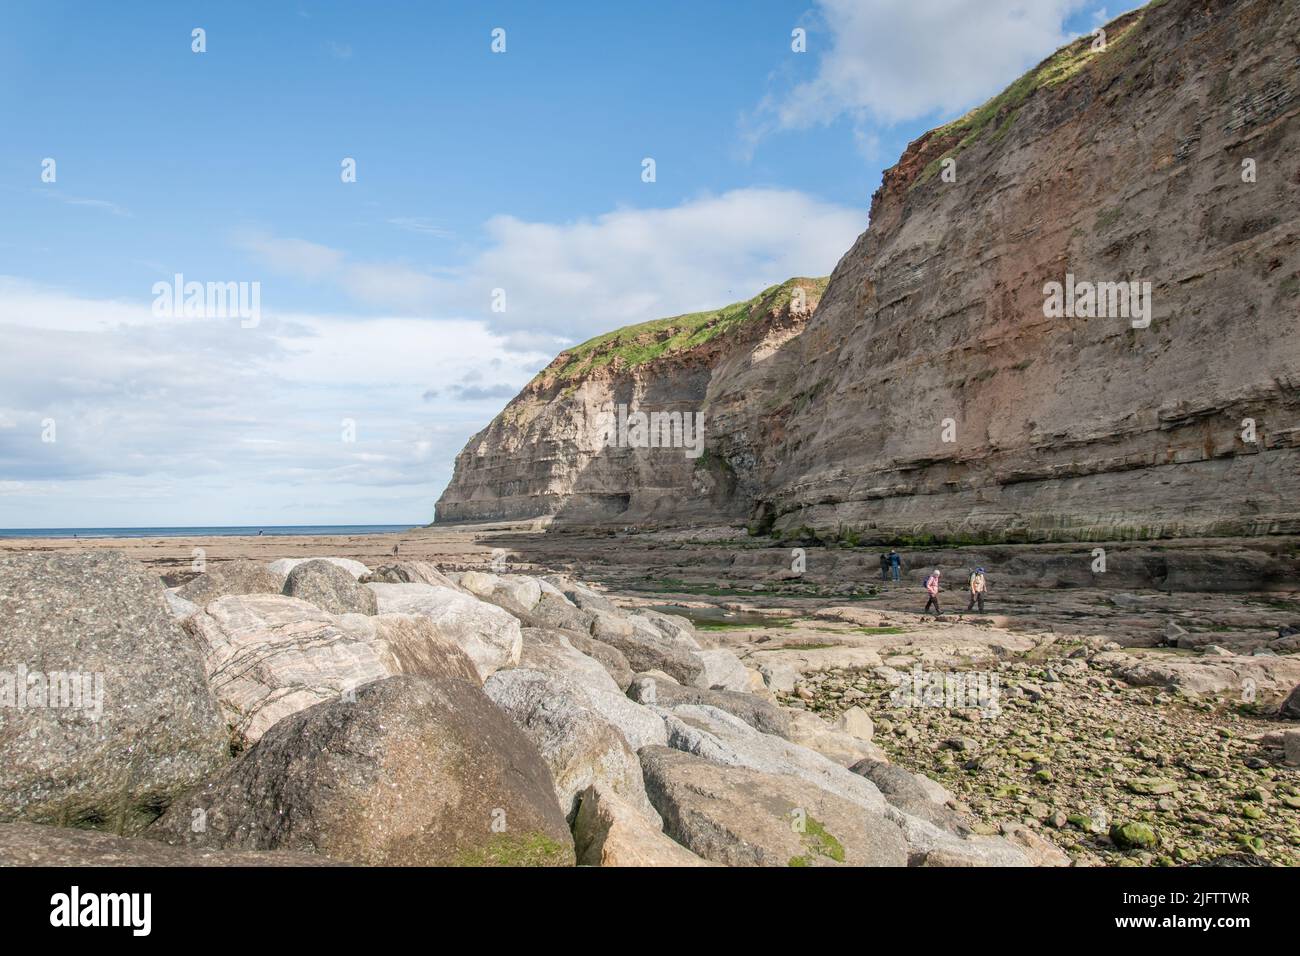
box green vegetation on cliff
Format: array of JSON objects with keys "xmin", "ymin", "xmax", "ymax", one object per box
[
  {"xmin": 543, "ymin": 277, "xmax": 827, "ymax": 385},
  {"xmin": 917, "ymin": 5, "xmax": 1151, "ymax": 184}
]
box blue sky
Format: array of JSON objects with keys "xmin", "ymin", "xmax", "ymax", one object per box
[{"xmin": 0, "ymin": 0, "xmax": 1133, "ymax": 527}]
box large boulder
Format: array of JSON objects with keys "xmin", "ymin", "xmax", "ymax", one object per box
[
  {"xmin": 517, "ymin": 628, "xmax": 618, "ymax": 692},
  {"xmin": 549, "ymin": 578, "xmax": 619, "ymax": 614},
  {"xmin": 639, "ymin": 746, "xmax": 907, "ymax": 867},
  {"xmin": 1281, "ymin": 730, "xmax": 1300, "ymax": 766},
  {"xmin": 163, "ymin": 588, "xmax": 201, "ymax": 622},
  {"xmin": 633, "ymin": 611, "xmax": 701, "ymax": 649},
  {"xmin": 627, "ymin": 675, "xmax": 791, "ymax": 738},
  {"xmin": 590, "ymin": 610, "xmax": 706, "ymax": 687},
  {"xmin": 836, "ymin": 706, "xmax": 875, "ymax": 741},
  {"xmin": 886, "ymin": 809, "xmax": 1031, "ymax": 866},
  {"xmin": 0, "ymin": 822, "xmax": 336, "ymax": 867},
  {"xmin": 460, "ymin": 571, "xmax": 543, "ymax": 616},
  {"xmin": 756, "ymin": 659, "xmax": 801, "ymax": 694},
  {"xmin": 785, "ymin": 708, "xmax": 888, "ymax": 767},
  {"xmin": 176, "ymin": 559, "xmax": 285, "ymax": 606},
  {"xmin": 361, "ymin": 561, "xmax": 460, "ymax": 590},
  {"xmin": 484, "ymin": 668, "xmax": 657, "ymax": 823},
  {"xmin": 283, "ymin": 559, "xmax": 378, "ymax": 616},
  {"xmin": 695, "ymin": 648, "xmax": 752, "ymax": 692},
  {"xmin": 997, "ymin": 822, "xmax": 1072, "ymax": 867},
  {"xmin": 589, "ymin": 608, "xmax": 635, "ymax": 642},
  {"xmin": 512, "ymin": 630, "xmax": 667, "ymax": 751},
  {"xmin": 525, "ymin": 581, "xmax": 596, "ymax": 633},
  {"xmin": 660, "ymin": 704, "xmax": 889, "ymax": 813},
  {"xmin": 185, "ymin": 593, "xmax": 478, "ymax": 744},
  {"xmin": 0, "ymin": 552, "xmax": 228, "ymax": 834},
  {"xmin": 188, "ymin": 595, "xmax": 382, "ymax": 743},
  {"xmin": 566, "ymin": 632, "xmax": 635, "ymax": 689},
  {"xmin": 1280, "ymin": 683, "xmax": 1300, "ymax": 720},
  {"xmin": 847, "ymin": 761, "xmax": 1041, "ymax": 866},
  {"xmin": 657, "ymin": 707, "xmax": 1029, "ymax": 867},
  {"xmin": 572, "ymin": 785, "xmax": 713, "ymax": 867},
  {"xmin": 335, "ymin": 613, "xmax": 480, "ymax": 685},
  {"xmin": 149, "ymin": 675, "xmax": 574, "ymax": 866},
  {"xmin": 267, "ymin": 557, "xmax": 370, "ymax": 580},
  {"xmin": 849, "ymin": 759, "xmax": 969, "ymax": 833},
  {"xmin": 1093, "ymin": 651, "xmax": 1300, "ymax": 704},
  {"xmin": 366, "ymin": 582, "xmax": 522, "ymax": 679}
]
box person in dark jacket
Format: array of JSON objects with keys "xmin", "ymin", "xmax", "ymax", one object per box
[{"xmin": 879, "ymin": 553, "xmax": 890, "ymax": 582}]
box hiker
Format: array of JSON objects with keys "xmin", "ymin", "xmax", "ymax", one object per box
[
  {"xmin": 966, "ymin": 567, "xmax": 987, "ymax": 613},
  {"xmin": 889, "ymin": 549, "xmax": 902, "ymax": 582},
  {"xmin": 879, "ymin": 553, "xmax": 890, "ymax": 582},
  {"xmin": 923, "ymin": 569, "xmax": 942, "ymax": 617}
]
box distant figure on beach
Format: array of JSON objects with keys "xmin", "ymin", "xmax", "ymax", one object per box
[
  {"xmin": 258, "ymin": 530, "xmax": 264, "ymax": 536},
  {"xmin": 966, "ymin": 567, "xmax": 987, "ymax": 613},
  {"xmin": 392, "ymin": 543, "xmax": 400, "ymax": 555},
  {"xmin": 879, "ymin": 552, "xmax": 890, "ymax": 582},
  {"xmin": 923, "ymin": 569, "xmax": 942, "ymax": 618},
  {"xmin": 889, "ymin": 549, "xmax": 902, "ymax": 582}
]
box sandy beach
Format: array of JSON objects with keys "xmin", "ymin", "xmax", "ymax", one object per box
[{"xmin": 0, "ymin": 522, "xmax": 537, "ymax": 578}]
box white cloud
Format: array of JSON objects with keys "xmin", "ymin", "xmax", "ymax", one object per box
[
  {"xmin": 0, "ymin": 278, "xmax": 151, "ymax": 332},
  {"xmin": 339, "ymin": 261, "xmax": 440, "ymax": 313},
  {"xmin": 0, "ymin": 278, "xmax": 544, "ymax": 525},
  {"xmin": 746, "ymin": 0, "xmax": 1106, "ymax": 141},
  {"xmin": 387, "ymin": 217, "xmax": 455, "ymax": 239},
  {"xmin": 38, "ymin": 189, "xmax": 130, "ymax": 217},
  {"xmin": 468, "ymin": 188, "xmax": 863, "ymax": 339},
  {"xmin": 237, "ymin": 232, "xmax": 441, "ymax": 315},
  {"xmin": 236, "ymin": 234, "xmax": 345, "ymax": 281},
  {"xmin": 243, "ymin": 188, "xmax": 864, "ymax": 346},
  {"xmin": 1, "ymin": 187, "xmax": 864, "ymax": 524}
]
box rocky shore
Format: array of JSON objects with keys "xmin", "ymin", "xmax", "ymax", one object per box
[
  {"xmin": 795, "ymin": 652, "xmax": 1300, "ymax": 866},
  {"xmin": 5, "ymin": 530, "xmax": 1294, "ymax": 868},
  {"xmin": 3, "ymin": 525, "xmax": 1298, "ymax": 866},
  {"xmin": 1, "ymin": 544, "xmax": 1099, "ymax": 867}
]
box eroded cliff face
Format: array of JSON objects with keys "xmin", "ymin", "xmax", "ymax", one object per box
[
  {"xmin": 757, "ymin": 0, "xmax": 1300, "ymax": 541},
  {"xmin": 435, "ymin": 279, "xmax": 825, "ymax": 524},
  {"xmin": 440, "ymin": 0, "xmax": 1300, "ymax": 542}
]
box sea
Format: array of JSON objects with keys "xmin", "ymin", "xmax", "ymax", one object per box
[{"xmin": 0, "ymin": 525, "xmax": 420, "ymax": 540}]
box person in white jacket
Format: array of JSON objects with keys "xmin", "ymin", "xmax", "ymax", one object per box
[{"xmin": 966, "ymin": 567, "xmax": 987, "ymax": 613}]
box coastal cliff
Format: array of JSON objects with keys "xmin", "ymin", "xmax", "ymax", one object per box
[
  {"xmin": 436, "ymin": 278, "xmax": 826, "ymax": 524},
  {"xmin": 439, "ymin": 0, "xmax": 1300, "ymax": 542}
]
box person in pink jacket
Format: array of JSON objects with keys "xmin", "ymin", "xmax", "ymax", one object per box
[{"xmin": 923, "ymin": 569, "xmax": 942, "ymax": 618}]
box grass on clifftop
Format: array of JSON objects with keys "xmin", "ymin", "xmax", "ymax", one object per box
[
  {"xmin": 543, "ymin": 277, "xmax": 828, "ymax": 385},
  {"xmin": 917, "ymin": 4, "xmax": 1152, "ymax": 184}
]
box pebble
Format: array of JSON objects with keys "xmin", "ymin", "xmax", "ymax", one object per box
[{"xmin": 799, "ymin": 642, "xmax": 1300, "ymax": 866}]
